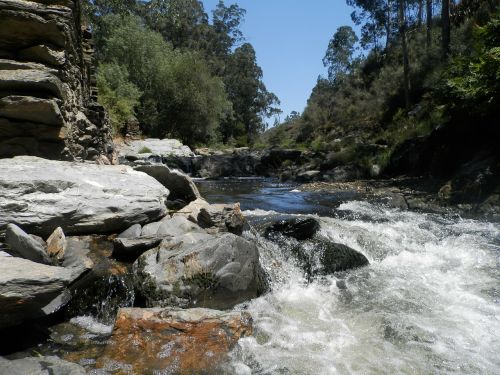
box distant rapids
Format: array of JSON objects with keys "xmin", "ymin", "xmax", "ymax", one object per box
[{"xmin": 197, "ymin": 179, "xmax": 500, "ymax": 375}]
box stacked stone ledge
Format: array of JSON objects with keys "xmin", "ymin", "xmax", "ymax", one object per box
[{"xmin": 0, "ymin": 0, "xmax": 112, "ymax": 161}]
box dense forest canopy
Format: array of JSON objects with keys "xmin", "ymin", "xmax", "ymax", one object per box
[
  {"xmin": 84, "ymin": 0, "xmax": 280, "ymax": 147},
  {"xmin": 265, "ymin": 0, "xmax": 499, "ymax": 171}
]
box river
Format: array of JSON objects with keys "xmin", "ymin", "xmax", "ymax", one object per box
[{"xmin": 197, "ymin": 178, "xmax": 500, "ymax": 375}]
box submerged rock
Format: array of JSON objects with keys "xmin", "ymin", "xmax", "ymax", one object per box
[
  {"xmin": 133, "ymin": 232, "xmax": 267, "ymax": 309},
  {"xmin": 0, "ymin": 253, "xmax": 81, "ymax": 328},
  {"xmin": 97, "ymin": 307, "xmax": 252, "ymax": 375},
  {"xmin": 4, "ymin": 223, "xmax": 51, "ymax": 264},
  {"xmin": 265, "ymin": 217, "xmax": 320, "ymax": 241},
  {"xmin": 0, "ymin": 156, "xmax": 169, "ymax": 237},
  {"xmin": 0, "ymin": 355, "xmax": 86, "ymax": 375}
]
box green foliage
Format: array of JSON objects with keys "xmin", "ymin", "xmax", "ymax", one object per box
[
  {"xmin": 323, "ymin": 26, "xmax": 359, "ymax": 81},
  {"xmin": 96, "ymin": 62, "xmax": 141, "ymax": 135},
  {"xmin": 437, "ymin": 12, "xmax": 500, "ymax": 118},
  {"xmin": 138, "ymin": 146, "xmax": 153, "ymax": 154},
  {"xmin": 86, "ymin": 0, "xmax": 279, "ymax": 147},
  {"xmin": 97, "ymin": 15, "xmax": 231, "ymax": 146}
]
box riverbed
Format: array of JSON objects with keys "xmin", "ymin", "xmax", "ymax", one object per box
[{"xmin": 197, "ymin": 178, "xmax": 500, "ymax": 375}]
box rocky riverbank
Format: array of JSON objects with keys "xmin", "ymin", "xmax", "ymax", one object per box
[
  {"xmin": 116, "ymin": 138, "xmax": 500, "ymax": 220},
  {"xmin": 0, "ymin": 153, "xmax": 371, "ymax": 373}
]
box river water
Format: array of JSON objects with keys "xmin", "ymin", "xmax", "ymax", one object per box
[{"xmin": 197, "ymin": 178, "xmax": 500, "ymax": 375}]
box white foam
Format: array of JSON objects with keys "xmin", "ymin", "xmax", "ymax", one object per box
[{"xmin": 70, "ymin": 316, "xmax": 113, "ymax": 335}]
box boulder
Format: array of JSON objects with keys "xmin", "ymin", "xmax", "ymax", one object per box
[
  {"xmin": 0, "ymin": 156, "xmax": 169, "ymax": 237},
  {"xmin": 4, "ymin": 223, "xmax": 51, "ymax": 264},
  {"xmin": 0, "ymin": 355, "xmax": 86, "ymax": 375},
  {"xmin": 97, "ymin": 307, "xmax": 252, "ymax": 375},
  {"xmin": 155, "ymin": 215, "xmax": 205, "ymax": 237},
  {"xmin": 265, "ymin": 217, "xmax": 320, "ymax": 241},
  {"xmin": 296, "ymin": 170, "xmax": 322, "ymax": 182},
  {"xmin": 118, "ymin": 138, "xmax": 195, "ymax": 161},
  {"xmin": 134, "ymin": 164, "xmax": 201, "ymax": 203},
  {"xmin": 0, "ymin": 253, "xmax": 80, "ymax": 328},
  {"xmin": 117, "ymin": 224, "xmax": 142, "ymax": 239},
  {"xmin": 316, "ymin": 241, "xmax": 369, "ymax": 274},
  {"xmin": 112, "ymin": 236, "xmax": 163, "ymax": 261},
  {"xmin": 177, "ymin": 199, "xmax": 246, "ymax": 235},
  {"xmin": 133, "ymin": 232, "xmax": 267, "ymax": 309}
]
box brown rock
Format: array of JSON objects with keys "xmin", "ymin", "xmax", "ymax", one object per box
[
  {"xmin": 97, "ymin": 307, "xmax": 253, "ymax": 374},
  {"xmin": 46, "ymin": 226, "xmax": 66, "ymax": 262}
]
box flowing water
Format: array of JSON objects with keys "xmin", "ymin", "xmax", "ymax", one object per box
[{"xmin": 197, "ymin": 178, "xmax": 500, "ymax": 375}]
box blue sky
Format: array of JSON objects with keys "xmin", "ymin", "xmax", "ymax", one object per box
[{"xmin": 202, "ymin": 0, "xmax": 355, "ymax": 121}]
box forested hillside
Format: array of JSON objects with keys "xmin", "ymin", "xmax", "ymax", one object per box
[
  {"xmin": 84, "ymin": 0, "xmax": 280, "ymax": 147},
  {"xmin": 265, "ymin": 0, "xmax": 499, "ymax": 173}
]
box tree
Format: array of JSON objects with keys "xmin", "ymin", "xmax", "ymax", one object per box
[
  {"xmin": 398, "ymin": 0, "xmax": 411, "ymax": 110},
  {"xmin": 222, "ymin": 43, "xmax": 280, "ymax": 145},
  {"xmin": 426, "ymin": 0, "xmax": 433, "ymax": 49},
  {"xmin": 323, "ymin": 26, "xmax": 359, "ymax": 81},
  {"xmin": 99, "ymin": 15, "xmax": 231, "ymax": 145},
  {"xmin": 442, "ymin": 0, "xmax": 451, "ymax": 58},
  {"xmin": 96, "ymin": 62, "xmax": 142, "ymax": 135},
  {"xmin": 142, "ymin": 0, "xmax": 209, "ymax": 50}
]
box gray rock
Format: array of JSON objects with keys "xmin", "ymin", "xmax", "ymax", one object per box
[
  {"xmin": 0, "ymin": 253, "xmax": 80, "ymax": 328},
  {"xmin": 118, "ymin": 138, "xmax": 195, "ymax": 161},
  {"xmin": 5, "ymin": 223, "xmax": 51, "ymax": 264},
  {"xmin": 133, "ymin": 232, "xmax": 268, "ymax": 309},
  {"xmin": 142, "ymin": 215, "xmax": 205, "ymax": 238},
  {"xmin": 0, "ymin": 69, "xmax": 64, "ymax": 99},
  {"xmin": 0, "ymin": 356, "xmax": 86, "ymax": 375},
  {"xmin": 134, "ymin": 164, "xmax": 201, "ymax": 204},
  {"xmin": 117, "ymin": 224, "xmax": 142, "ymax": 238},
  {"xmin": 0, "ymin": 156, "xmax": 169, "ymax": 237},
  {"xmin": 177, "ymin": 199, "xmax": 246, "ymax": 235},
  {"xmin": 113, "ymin": 236, "xmax": 163, "ymax": 261},
  {"xmin": 317, "ymin": 242, "xmax": 369, "ymax": 274},
  {"xmin": 0, "ymin": 95, "xmax": 64, "ymax": 126},
  {"xmin": 296, "ymin": 170, "xmax": 322, "ymax": 182},
  {"xmin": 18, "ymin": 44, "xmax": 65, "ymax": 66}
]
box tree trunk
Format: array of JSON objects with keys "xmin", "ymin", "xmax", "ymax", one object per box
[
  {"xmin": 426, "ymin": 0, "xmax": 432, "ymax": 49},
  {"xmin": 399, "ymin": 0, "xmax": 410, "ymax": 111},
  {"xmin": 418, "ymin": 0, "xmax": 423, "ymax": 28},
  {"xmin": 386, "ymin": 0, "xmax": 392, "ymax": 48},
  {"xmin": 441, "ymin": 0, "xmax": 450, "ymax": 58}
]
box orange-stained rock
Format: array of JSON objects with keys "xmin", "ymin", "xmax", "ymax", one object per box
[{"xmin": 96, "ymin": 307, "xmax": 252, "ymax": 374}]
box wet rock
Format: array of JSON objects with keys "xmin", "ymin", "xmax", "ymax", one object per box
[
  {"xmin": 63, "ymin": 260, "xmax": 134, "ymax": 324},
  {"xmin": 112, "ymin": 236, "xmax": 163, "ymax": 261},
  {"xmin": 117, "ymin": 224, "xmax": 142, "ymax": 239},
  {"xmin": 0, "ymin": 355, "xmax": 86, "ymax": 375},
  {"xmin": 97, "ymin": 307, "xmax": 252, "ymax": 375},
  {"xmin": 133, "ymin": 232, "xmax": 267, "ymax": 309},
  {"xmin": 0, "ymin": 253, "xmax": 80, "ymax": 328},
  {"xmin": 0, "ymin": 156, "xmax": 169, "ymax": 237},
  {"xmin": 46, "ymin": 227, "xmax": 67, "ymax": 263},
  {"xmin": 316, "ymin": 242, "xmax": 369, "ymax": 274},
  {"xmin": 4, "ymin": 223, "xmax": 51, "ymax": 264},
  {"xmin": 134, "ymin": 164, "xmax": 201, "ymax": 204},
  {"xmin": 265, "ymin": 217, "xmax": 320, "ymax": 241}
]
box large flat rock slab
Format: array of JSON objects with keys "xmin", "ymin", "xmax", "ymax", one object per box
[
  {"xmin": 118, "ymin": 138, "xmax": 195, "ymax": 160},
  {"xmin": 0, "ymin": 156, "xmax": 169, "ymax": 237},
  {"xmin": 0, "ymin": 252, "xmax": 78, "ymax": 328},
  {"xmin": 97, "ymin": 307, "xmax": 252, "ymax": 374}
]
